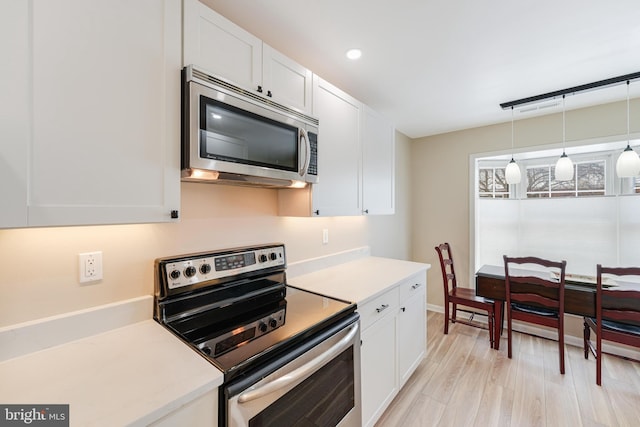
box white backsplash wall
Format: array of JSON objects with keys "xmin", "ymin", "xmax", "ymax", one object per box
[{"xmin": 0, "ymin": 186, "xmax": 365, "ymax": 327}]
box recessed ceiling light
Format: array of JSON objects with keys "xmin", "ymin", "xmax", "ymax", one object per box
[{"xmin": 346, "ymin": 49, "xmax": 362, "ymax": 60}]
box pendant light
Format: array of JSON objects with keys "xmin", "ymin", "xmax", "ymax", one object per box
[
  {"xmin": 616, "ymin": 80, "xmax": 640, "ymax": 177},
  {"xmin": 505, "ymin": 106, "xmax": 521, "ymax": 184},
  {"xmin": 554, "ymin": 95, "xmax": 574, "ymax": 181}
]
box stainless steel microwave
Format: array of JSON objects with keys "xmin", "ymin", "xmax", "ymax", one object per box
[{"xmin": 182, "ymin": 65, "xmax": 319, "ymax": 188}]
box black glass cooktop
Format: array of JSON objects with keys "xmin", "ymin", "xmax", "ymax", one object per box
[{"xmin": 194, "ymin": 286, "xmax": 354, "ymax": 379}]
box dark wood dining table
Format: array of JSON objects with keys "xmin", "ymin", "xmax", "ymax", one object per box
[{"xmin": 475, "ymin": 264, "xmax": 601, "ymax": 350}]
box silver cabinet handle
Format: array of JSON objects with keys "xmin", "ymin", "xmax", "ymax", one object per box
[
  {"xmin": 376, "ymin": 304, "xmax": 389, "ymax": 313},
  {"xmin": 237, "ymin": 322, "xmax": 359, "ymax": 403},
  {"xmin": 411, "ymin": 283, "xmax": 422, "ymax": 290}
]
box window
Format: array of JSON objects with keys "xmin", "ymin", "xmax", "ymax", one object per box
[
  {"xmin": 478, "ymin": 167, "xmax": 509, "ymax": 198},
  {"xmin": 525, "ymin": 160, "xmax": 605, "ymax": 198}
]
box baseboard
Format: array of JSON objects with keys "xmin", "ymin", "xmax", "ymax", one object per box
[{"xmin": 427, "ymin": 305, "xmax": 640, "ymax": 361}]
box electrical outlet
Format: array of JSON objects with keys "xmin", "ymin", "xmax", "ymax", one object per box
[
  {"xmin": 79, "ymin": 251, "xmax": 103, "ymax": 283},
  {"xmin": 322, "ymin": 229, "xmax": 329, "ymax": 245}
]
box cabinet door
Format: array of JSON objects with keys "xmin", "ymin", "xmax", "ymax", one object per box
[
  {"xmin": 361, "ymin": 314, "xmax": 397, "ymax": 427},
  {"xmin": 311, "ymin": 76, "xmax": 361, "ymax": 216},
  {"xmin": 183, "ymin": 0, "xmax": 262, "ymax": 92},
  {"xmin": 362, "ymin": 105, "xmax": 395, "ymax": 215},
  {"xmin": 26, "ymin": 0, "xmax": 180, "ymax": 226},
  {"xmin": 262, "ymin": 44, "xmax": 312, "ymax": 113},
  {"xmin": 0, "ymin": 0, "xmax": 29, "ymax": 228},
  {"xmin": 397, "ymin": 286, "xmax": 426, "ymax": 386}
]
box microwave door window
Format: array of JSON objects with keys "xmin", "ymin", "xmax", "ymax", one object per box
[{"xmin": 201, "ymin": 100, "xmax": 298, "ymax": 171}]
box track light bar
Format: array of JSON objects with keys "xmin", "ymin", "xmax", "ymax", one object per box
[{"xmin": 500, "ymin": 71, "xmax": 640, "ymax": 110}]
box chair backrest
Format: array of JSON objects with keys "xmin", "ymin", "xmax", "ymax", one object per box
[
  {"xmin": 597, "ymin": 265, "xmax": 640, "ymax": 328},
  {"xmin": 503, "ymin": 256, "xmax": 567, "ymax": 313},
  {"xmin": 435, "ymin": 243, "xmax": 457, "ymax": 294}
]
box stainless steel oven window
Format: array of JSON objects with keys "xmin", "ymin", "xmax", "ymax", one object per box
[{"xmin": 226, "ymin": 317, "xmax": 361, "ymax": 427}]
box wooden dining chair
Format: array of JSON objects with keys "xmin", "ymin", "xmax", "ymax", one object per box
[
  {"xmin": 503, "ymin": 255, "xmax": 567, "ymax": 374},
  {"xmin": 583, "ymin": 265, "xmax": 640, "ymax": 386},
  {"xmin": 435, "ymin": 243, "xmax": 495, "ymax": 348}
]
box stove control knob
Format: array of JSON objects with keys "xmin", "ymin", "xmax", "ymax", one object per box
[
  {"xmin": 269, "ymin": 252, "xmax": 278, "ymax": 261},
  {"xmin": 259, "ymin": 254, "xmax": 268, "ymax": 263},
  {"xmin": 258, "ymin": 322, "xmax": 268, "ymax": 333},
  {"xmin": 184, "ymin": 266, "xmax": 197, "ymax": 278},
  {"xmin": 169, "ymin": 269, "xmax": 181, "ymax": 280},
  {"xmin": 201, "ymin": 346, "xmax": 212, "ymax": 356},
  {"xmin": 269, "ymin": 318, "xmax": 278, "ymax": 328},
  {"xmin": 200, "ymin": 263, "xmax": 211, "ymax": 275}
]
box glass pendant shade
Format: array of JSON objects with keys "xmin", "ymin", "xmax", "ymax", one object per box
[
  {"xmin": 616, "ymin": 144, "xmax": 640, "ymax": 177},
  {"xmin": 505, "ymin": 158, "xmax": 521, "ymax": 184},
  {"xmin": 554, "ymin": 152, "xmax": 574, "ymax": 181}
]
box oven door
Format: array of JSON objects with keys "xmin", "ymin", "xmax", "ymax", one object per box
[{"xmin": 225, "ymin": 315, "xmax": 361, "ymax": 427}]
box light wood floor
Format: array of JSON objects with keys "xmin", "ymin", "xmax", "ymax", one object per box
[{"xmin": 375, "ymin": 311, "xmax": 640, "ymax": 427}]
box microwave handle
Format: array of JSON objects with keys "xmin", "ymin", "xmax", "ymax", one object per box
[{"xmin": 299, "ymin": 128, "xmax": 311, "ymax": 177}]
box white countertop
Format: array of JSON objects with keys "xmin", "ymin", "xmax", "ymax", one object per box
[
  {"xmin": 0, "ymin": 253, "xmax": 427, "ymax": 426},
  {"xmin": 288, "ymin": 256, "xmax": 430, "ymax": 305},
  {"xmin": 0, "ymin": 320, "xmax": 222, "ymax": 426}
]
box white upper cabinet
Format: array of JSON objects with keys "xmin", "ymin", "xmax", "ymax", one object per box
[
  {"xmin": 279, "ymin": 81, "xmax": 396, "ymax": 217},
  {"xmin": 362, "ymin": 105, "xmax": 395, "ymax": 215},
  {"xmin": 278, "ymin": 76, "xmax": 363, "ymax": 217},
  {"xmin": 0, "ymin": 0, "xmax": 29, "ymax": 227},
  {"xmin": 183, "ymin": 0, "xmax": 262, "ymax": 91},
  {"xmin": 0, "ymin": 0, "xmax": 181, "ymax": 228},
  {"xmin": 310, "ymin": 76, "xmax": 362, "ymax": 216},
  {"xmin": 262, "ymin": 44, "xmax": 313, "ymax": 113},
  {"xmin": 183, "ymin": 0, "xmax": 312, "ymax": 113}
]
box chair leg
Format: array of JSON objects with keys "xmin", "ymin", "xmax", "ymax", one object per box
[
  {"xmin": 559, "ymin": 329, "xmax": 565, "ymax": 375},
  {"xmin": 451, "ymin": 303, "xmax": 457, "ymax": 323},
  {"xmin": 444, "ymin": 301, "xmax": 449, "ymax": 335},
  {"xmin": 507, "ymin": 313, "xmax": 512, "ymax": 359},
  {"xmin": 583, "ymin": 321, "xmax": 590, "ymax": 359},
  {"xmin": 596, "ymin": 334, "xmax": 602, "ymax": 386},
  {"xmin": 488, "ymin": 311, "xmax": 494, "ymax": 349}
]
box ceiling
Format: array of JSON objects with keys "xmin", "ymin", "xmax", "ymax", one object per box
[{"xmin": 203, "ymin": 0, "xmax": 640, "ymax": 139}]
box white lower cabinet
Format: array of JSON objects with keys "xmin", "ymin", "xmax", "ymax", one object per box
[
  {"xmin": 397, "ymin": 276, "xmax": 427, "ymax": 387},
  {"xmin": 359, "ymin": 273, "xmax": 427, "ymax": 427},
  {"xmin": 360, "ymin": 287, "xmax": 399, "ymax": 427}
]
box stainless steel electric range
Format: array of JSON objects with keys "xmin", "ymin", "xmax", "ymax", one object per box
[{"xmin": 154, "ymin": 243, "xmax": 361, "ymax": 427}]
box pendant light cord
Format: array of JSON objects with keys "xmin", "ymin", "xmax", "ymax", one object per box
[
  {"xmin": 511, "ymin": 106, "xmax": 515, "ymax": 158},
  {"xmin": 627, "ymin": 80, "xmax": 630, "ymax": 146},
  {"xmin": 562, "ymin": 94, "xmax": 566, "ymax": 154}
]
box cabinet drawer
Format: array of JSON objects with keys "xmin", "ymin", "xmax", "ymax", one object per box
[
  {"xmin": 359, "ymin": 288, "xmax": 399, "ymax": 330},
  {"xmin": 399, "ymin": 274, "xmax": 426, "ymax": 302}
]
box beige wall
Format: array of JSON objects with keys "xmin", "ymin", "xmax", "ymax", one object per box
[
  {"xmin": 0, "ymin": 132, "xmax": 411, "ymax": 327},
  {"xmin": 410, "ymin": 99, "xmax": 637, "ymax": 338}
]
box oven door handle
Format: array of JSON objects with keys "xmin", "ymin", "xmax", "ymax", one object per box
[{"xmin": 237, "ymin": 321, "xmax": 359, "ymax": 404}]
